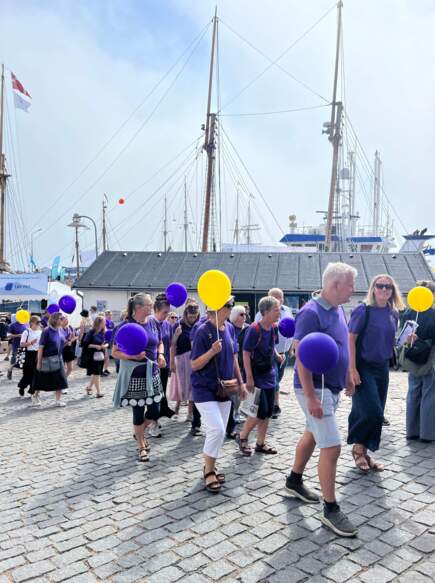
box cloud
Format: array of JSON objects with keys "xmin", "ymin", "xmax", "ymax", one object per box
[{"xmin": 1, "ymin": 0, "xmax": 434, "ymax": 270}]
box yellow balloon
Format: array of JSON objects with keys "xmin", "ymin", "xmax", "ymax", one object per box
[
  {"xmin": 407, "ymin": 286, "xmax": 434, "ymax": 313},
  {"xmin": 198, "ymin": 270, "xmax": 232, "ymax": 311},
  {"xmin": 16, "ymin": 309, "xmax": 30, "ymax": 324}
]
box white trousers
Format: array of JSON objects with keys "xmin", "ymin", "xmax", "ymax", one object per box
[{"xmin": 195, "ymin": 400, "xmax": 232, "ymax": 459}]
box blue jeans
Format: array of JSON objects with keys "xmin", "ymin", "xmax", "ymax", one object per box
[
  {"xmin": 406, "ymin": 371, "xmax": 435, "ymax": 441},
  {"xmin": 347, "ymin": 360, "xmax": 389, "ymax": 452}
]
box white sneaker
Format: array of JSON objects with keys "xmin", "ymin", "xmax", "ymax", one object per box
[
  {"xmin": 31, "ymin": 396, "xmax": 41, "ymax": 407},
  {"xmin": 148, "ymin": 424, "xmax": 162, "ymax": 438},
  {"xmin": 56, "ymin": 401, "xmax": 66, "ymax": 407},
  {"xmin": 62, "ymin": 389, "xmax": 68, "ymax": 394}
]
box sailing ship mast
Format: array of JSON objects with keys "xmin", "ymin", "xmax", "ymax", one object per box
[
  {"xmin": 324, "ymin": 1, "xmax": 343, "ymax": 252},
  {"xmin": 0, "ymin": 64, "xmax": 11, "ymax": 272},
  {"xmin": 201, "ymin": 8, "xmax": 218, "ymax": 253}
]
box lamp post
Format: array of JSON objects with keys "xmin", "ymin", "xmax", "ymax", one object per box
[
  {"xmin": 67, "ymin": 215, "xmax": 89, "ymax": 280},
  {"xmin": 30, "ymin": 228, "xmax": 42, "ymax": 272},
  {"xmin": 75, "ymin": 214, "xmax": 98, "ymax": 260}
]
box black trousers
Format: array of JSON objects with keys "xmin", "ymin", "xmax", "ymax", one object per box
[
  {"xmin": 18, "ymin": 351, "xmax": 37, "ymax": 391},
  {"xmin": 158, "ymin": 367, "xmax": 175, "ymax": 418}
]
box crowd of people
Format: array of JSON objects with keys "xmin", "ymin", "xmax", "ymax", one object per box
[{"xmin": 3, "ymin": 263, "xmax": 435, "ymax": 538}]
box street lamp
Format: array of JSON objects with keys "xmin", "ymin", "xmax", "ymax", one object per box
[
  {"xmin": 67, "ymin": 215, "xmax": 89, "ymax": 280},
  {"xmin": 30, "ymin": 228, "xmax": 42, "ymax": 272}
]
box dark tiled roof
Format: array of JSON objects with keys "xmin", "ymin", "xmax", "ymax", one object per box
[{"xmin": 74, "ymin": 251, "xmax": 434, "ymax": 294}]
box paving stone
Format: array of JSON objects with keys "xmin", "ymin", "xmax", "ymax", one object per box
[
  {"xmin": 322, "ymin": 558, "xmax": 361, "ymax": 582},
  {"xmin": 11, "ymin": 560, "xmax": 55, "ymax": 582},
  {"xmin": 202, "ymin": 558, "xmax": 236, "ymax": 580},
  {"xmin": 410, "ymin": 533, "xmax": 435, "ymax": 553},
  {"xmin": 359, "ymin": 565, "xmax": 396, "ymax": 583}
]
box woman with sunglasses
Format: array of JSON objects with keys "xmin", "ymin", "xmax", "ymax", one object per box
[
  {"xmin": 191, "ymin": 298, "xmax": 246, "ymax": 493},
  {"xmin": 168, "ymin": 302, "xmax": 200, "ymax": 424},
  {"xmin": 347, "ymin": 275, "xmax": 403, "ymax": 471}
]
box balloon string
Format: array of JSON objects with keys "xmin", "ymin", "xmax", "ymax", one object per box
[
  {"xmin": 215, "ymin": 311, "xmax": 220, "ymax": 342},
  {"xmin": 411, "ymin": 312, "xmax": 419, "ymax": 347},
  {"xmin": 321, "ymin": 374, "xmax": 324, "ymax": 406}
]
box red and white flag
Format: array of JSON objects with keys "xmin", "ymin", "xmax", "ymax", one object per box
[{"xmin": 11, "ymin": 72, "xmax": 32, "ymax": 112}]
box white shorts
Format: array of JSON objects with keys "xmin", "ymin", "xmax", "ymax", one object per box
[{"xmin": 294, "ymin": 387, "xmax": 341, "ymax": 449}]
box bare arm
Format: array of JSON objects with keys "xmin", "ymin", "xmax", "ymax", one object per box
[
  {"xmin": 348, "ymin": 332, "xmax": 361, "ymax": 386},
  {"xmin": 191, "ymin": 341, "xmax": 221, "ymax": 372},
  {"xmin": 243, "ymin": 350, "xmax": 254, "ymax": 391},
  {"xmin": 111, "ymin": 344, "xmax": 146, "ymax": 361},
  {"xmin": 294, "ymin": 340, "xmax": 323, "ymax": 418},
  {"xmin": 36, "ymin": 346, "xmax": 43, "ymax": 370}
]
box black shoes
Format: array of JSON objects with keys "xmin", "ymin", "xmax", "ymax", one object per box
[{"xmin": 320, "ymin": 506, "xmax": 358, "ymax": 537}]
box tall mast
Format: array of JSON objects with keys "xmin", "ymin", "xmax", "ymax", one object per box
[
  {"xmin": 102, "ymin": 194, "xmax": 108, "ymax": 252},
  {"xmin": 0, "ymin": 64, "xmax": 10, "ymax": 272},
  {"xmin": 201, "ymin": 8, "xmax": 218, "ymax": 252},
  {"xmin": 373, "ymin": 150, "xmax": 381, "ymax": 237},
  {"xmin": 324, "ymin": 1, "xmax": 343, "ymax": 252},
  {"xmin": 183, "ymin": 178, "xmax": 188, "ymax": 252},
  {"xmin": 234, "ymin": 185, "xmax": 240, "ymax": 245}
]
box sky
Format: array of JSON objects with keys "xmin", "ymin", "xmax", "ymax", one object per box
[{"xmin": 1, "ymin": 0, "xmax": 434, "ymax": 270}]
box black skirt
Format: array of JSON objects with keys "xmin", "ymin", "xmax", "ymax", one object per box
[
  {"xmin": 33, "ymin": 367, "xmax": 68, "ymax": 391},
  {"xmin": 86, "ymin": 351, "xmax": 104, "ymax": 376},
  {"xmin": 63, "ymin": 344, "xmax": 76, "ymax": 363}
]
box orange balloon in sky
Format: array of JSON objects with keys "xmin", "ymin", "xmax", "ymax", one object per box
[{"xmin": 118, "ymin": 198, "xmax": 125, "ymax": 205}]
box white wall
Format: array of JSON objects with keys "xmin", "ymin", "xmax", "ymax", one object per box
[{"xmin": 77, "ymin": 289, "xmax": 129, "ymax": 317}]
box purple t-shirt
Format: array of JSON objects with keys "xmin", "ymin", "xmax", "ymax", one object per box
[
  {"xmin": 104, "ymin": 319, "xmax": 115, "ymax": 343},
  {"xmin": 243, "ymin": 323, "xmax": 278, "ymax": 390},
  {"xmin": 153, "ymin": 318, "xmax": 172, "ymax": 364},
  {"xmin": 191, "ymin": 320, "xmax": 237, "ymax": 403},
  {"xmin": 231, "ymin": 323, "xmax": 247, "ymax": 352},
  {"xmin": 293, "ymin": 298, "xmax": 349, "ymax": 394},
  {"xmin": 39, "ymin": 326, "xmax": 65, "ymax": 357},
  {"xmin": 349, "ymin": 303, "xmax": 398, "ymax": 364},
  {"xmin": 61, "ymin": 325, "xmax": 74, "ymax": 342},
  {"xmin": 115, "ymin": 317, "xmax": 160, "ymax": 376},
  {"xmin": 8, "ymin": 322, "xmax": 28, "ymax": 351},
  {"xmin": 190, "ymin": 315, "xmax": 208, "ymax": 345}
]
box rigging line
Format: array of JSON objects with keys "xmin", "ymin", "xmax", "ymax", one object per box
[
  {"xmin": 110, "ymin": 147, "xmax": 198, "ymax": 237},
  {"xmin": 40, "ymin": 30, "xmax": 208, "ymax": 238},
  {"xmin": 218, "ymin": 3, "xmax": 337, "ymax": 113},
  {"xmin": 220, "ymin": 130, "xmax": 279, "ymax": 243},
  {"xmin": 30, "ymin": 20, "xmax": 212, "ymax": 230},
  {"xmin": 219, "ymin": 18, "xmax": 331, "ymax": 105},
  {"xmin": 115, "ymin": 153, "xmax": 198, "ymax": 241},
  {"xmin": 216, "ymin": 21, "xmax": 223, "ymax": 250},
  {"xmin": 107, "ymin": 134, "xmax": 203, "ymax": 213},
  {"xmin": 344, "ymin": 111, "xmax": 409, "ymax": 235},
  {"xmin": 220, "ymin": 104, "xmax": 331, "ymax": 117},
  {"xmin": 106, "ymin": 216, "xmax": 123, "ymax": 251}
]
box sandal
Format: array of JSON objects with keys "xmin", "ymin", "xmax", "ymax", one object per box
[
  {"xmin": 204, "ymin": 471, "xmax": 221, "ymax": 494},
  {"xmin": 365, "ymin": 454, "xmax": 384, "ymax": 472},
  {"xmin": 204, "ymin": 466, "xmax": 225, "ymax": 484},
  {"xmin": 137, "ymin": 447, "xmax": 149, "ymax": 462},
  {"xmin": 85, "ymin": 387, "xmax": 92, "ymax": 396},
  {"xmin": 226, "ymin": 431, "xmax": 238, "ymax": 440},
  {"xmin": 132, "ymin": 434, "xmax": 151, "ymax": 451},
  {"xmin": 255, "ymin": 443, "xmax": 278, "ymax": 455},
  {"xmin": 352, "ymin": 445, "xmax": 370, "ymax": 472},
  {"xmin": 235, "ymin": 433, "xmax": 252, "ymax": 456},
  {"xmin": 96, "ymin": 394, "xmax": 104, "ymax": 398}
]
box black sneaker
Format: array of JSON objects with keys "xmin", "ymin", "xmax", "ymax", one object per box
[
  {"xmin": 272, "ymin": 405, "xmax": 281, "ymax": 419},
  {"xmin": 320, "ymin": 507, "xmax": 358, "ymax": 537},
  {"xmin": 285, "ymin": 478, "xmax": 320, "ymax": 503},
  {"xmin": 7, "ymin": 370, "xmax": 12, "ymax": 380},
  {"xmin": 18, "ymin": 387, "xmax": 25, "ymax": 396},
  {"xmin": 382, "ymin": 417, "xmax": 390, "ymax": 426}
]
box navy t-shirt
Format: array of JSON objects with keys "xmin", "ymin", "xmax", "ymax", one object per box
[
  {"xmin": 191, "ymin": 320, "xmax": 237, "ymax": 403},
  {"xmin": 174, "ymin": 321, "xmax": 193, "ymax": 356},
  {"xmin": 8, "ymin": 322, "xmax": 28, "ymax": 350},
  {"xmin": 243, "ymin": 323, "xmax": 278, "ymax": 389}
]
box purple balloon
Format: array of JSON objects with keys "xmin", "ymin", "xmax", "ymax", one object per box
[
  {"xmin": 279, "ymin": 317, "xmax": 295, "ymax": 338},
  {"xmin": 59, "ymin": 295, "xmax": 76, "ymax": 314},
  {"xmin": 114, "ymin": 323, "xmax": 148, "ymax": 356},
  {"xmin": 298, "ymin": 332, "xmax": 339, "ymax": 375},
  {"xmin": 47, "ymin": 303, "xmax": 60, "ymax": 314},
  {"xmin": 165, "ymin": 282, "xmax": 188, "ymax": 308}
]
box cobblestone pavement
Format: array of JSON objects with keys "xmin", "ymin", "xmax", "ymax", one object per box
[{"xmin": 1, "ymin": 362, "xmax": 434, "ymax": 583}]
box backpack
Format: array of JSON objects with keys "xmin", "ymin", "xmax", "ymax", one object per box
[{"xmin": 238, "ymin": 322, "xmax": 278, "ymax": 375}]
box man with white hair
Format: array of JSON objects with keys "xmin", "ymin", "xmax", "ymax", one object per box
[{"xmin": 285, "ymin": 262, "xmax": 358, "ymax": 537}]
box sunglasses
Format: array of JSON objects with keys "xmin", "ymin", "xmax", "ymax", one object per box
[
  {"xmin": 224, "ymin": 302, "xmax": 235, "ymax": 309},
  {"xmin": 239, "ymin": 313, "xmax": 246, "ymax": 317},
  {"xmin": 168, "ymin": 316, "xmax": 177, "ymax": 320},
  {"xmin": 375, "ymin": 283, "xmax": 393, "ymax": 291}
]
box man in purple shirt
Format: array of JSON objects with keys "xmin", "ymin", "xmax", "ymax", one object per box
[{"xmin": 285, "ymin": 262, "xmax": 358, "ymax": 538}]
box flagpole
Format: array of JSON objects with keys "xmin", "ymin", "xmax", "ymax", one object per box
[{"xmin": 0, "ymin": 63, "xmax": 8, "ymax": 272}]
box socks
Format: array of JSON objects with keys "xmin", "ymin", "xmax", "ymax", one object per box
[
  {"xmin": 288, "ymin": 471, "xmax": 303, "ymax": 484},
  {"xmin": 324, "ymin": 500, "xmax": 339, "ymax": 513}
]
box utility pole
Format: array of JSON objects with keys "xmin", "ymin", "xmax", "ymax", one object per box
[
  {"xmin": 0, "ymin": 64, "xmax": 11, "ymax": 272},
  {"xmin": 183, "ymin": 178, "xmax": 188, "ymax": 252},
  {"xmin": 324, "ymin": 1, "xmax": 343, "ymax": 252},
  {"xmin": 201, "ymin": 8, "xmax": 218, "ymax": 252},
  {"xmin": 163, "ymin": 194, "xmax": 168, "ymax": 252},
  {"xmin": 102, "ymin": 194, "xmax": 108, "ymax": 252},
  {"xmin": 373, "ymin": 150, "xmax": 381, "ymax": 237}
]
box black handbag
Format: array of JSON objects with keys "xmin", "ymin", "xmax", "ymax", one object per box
[{"xmin": 405, "ymin": 338, "xmax": 432, "ymax": 365}]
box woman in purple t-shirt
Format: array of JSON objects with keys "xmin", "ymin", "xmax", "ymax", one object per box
[
  {"xmin": 348, "ymin": 274, "xmax": 403, "ymax": 471},
  {"xmin": 34, "ymin": 312, "xmax": 68, "ymax": 407},
  {"xmin": 112, "ymin": 294, "xmax": 166, "ymax": 462},
  {"xmin": 191, "ymin": 298, "xmax": 246, "ymax": 493}
]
